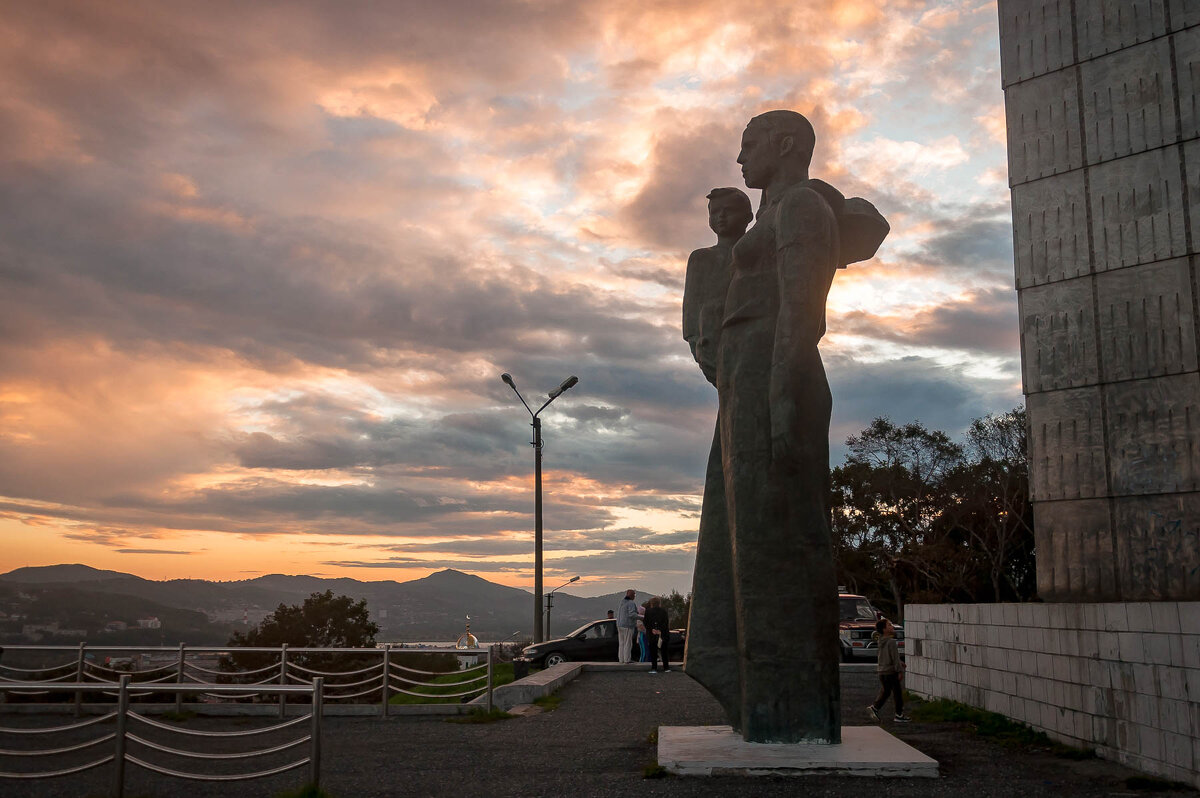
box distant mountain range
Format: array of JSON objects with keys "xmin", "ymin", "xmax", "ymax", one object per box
[{"xmin": 0, "ymin": 564, "xmax": 650, "ymax": 643}]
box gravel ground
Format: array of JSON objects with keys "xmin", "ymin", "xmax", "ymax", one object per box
[{"xmin": 2, "ymin": 666, "xmax": 1197, "ymax": 797}]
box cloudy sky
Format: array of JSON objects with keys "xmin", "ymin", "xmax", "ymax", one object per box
[{"xmin": 0, "ymin": 0, "xmax": 1020, "ymax": 597}]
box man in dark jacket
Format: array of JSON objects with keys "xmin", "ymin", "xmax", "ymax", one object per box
[{"xmin": 642, "ymin": 596, "xmax": 671, "ymax": 673}]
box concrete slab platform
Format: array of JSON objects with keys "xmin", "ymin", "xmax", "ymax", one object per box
[
  {"xmin": 657, "ymin": 725, "xmax": 939, "ymax": 778},
  {"xmin": 469, "ymin": 662, "xmax": 583, "ymax": 710}
]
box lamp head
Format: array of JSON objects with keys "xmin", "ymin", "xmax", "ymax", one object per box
[
  {"xmin": 569, "ymin": 575, "xmax": 580, "ymax": 583},
  {"xmin": 548, "ymin": 375, "xmax": 579, "ymax": 399},
  {"xmin": 501, "ymin": 372, "xmax": 515, "ymax": 388}
]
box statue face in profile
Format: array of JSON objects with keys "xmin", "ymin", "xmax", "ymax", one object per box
[{"xmin": 736, "ymin": 124, "xmax": 775, "ymax": 189}]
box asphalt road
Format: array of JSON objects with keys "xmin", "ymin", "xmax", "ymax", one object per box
[{"xmin": 2, "ymin": 666, "xmax": 1197, "ymax": 797}]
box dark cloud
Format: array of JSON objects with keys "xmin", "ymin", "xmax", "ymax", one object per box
[
  {"xmin": 96, "ymin": 481, "xmax": 615, "ymax": 535},
  {"xmin": 324, "ymin": 547, "xmax": 696, "ymax": 583},
  {"xmin": 827, "ymin": 353, "xmax": 1022, "ymax": 463},
  {"xmin": 0, "ymin": 172, "xmax": 677, "ymax": 373},
  {"xmin": 835, "ymin": 287, "xmax": 1019, "ymax": 356},
  {"xmin": 116, "ymin": 548, "xmax": 192, "ymax": 555},
  {"xmin": 366, "ymin": 526, "xmax": 696, "ymax": 557},
  {"xmin": 917, "ymin": 217, "xmax": 1015, "ymax": 274}
]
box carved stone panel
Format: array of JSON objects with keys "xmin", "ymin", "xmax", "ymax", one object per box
[
  {"xmin": 997, "ymin": 0, "xmax": 1075, "ymax": 87},
  {"xmin": 1028, "ymin": 386, "xmax": 1109, "ymax": 501},
  {"xmin": 1096, "ymin": 257, "xmax": 1198, "ymax": 381},
  {"xmin": 1167, "ymin": 0, "xmax": 1200, "ymax": 32},
  {"xmin": 1088, "ymin": 147, "xmax": 1188, "ymax": 271},
  {"xmin": 1080, "ymin": 38, "xmax": 1176, "ymax": 164},
  {"xmin": 1112, "ymin": 491, "xmax": 1200, "ymax": 600},
  {"xmin": 1033, "ymin": 498, "xmax": 1114, "ymax": 600},
  {"xmin": 1175, "ymin": 26, "xmax": 1200, "ymax": 141},
  {"xmin": 1020, "ymin": 277, "xmax": 1099, "ymax": 391},
  {"xmin": 1186, "ymin": 140, "xmax": 1200, "ymax": 248},
  {"xmin": 1012, "ymin": 171, "xmax": 1091, "ymax": 287},
  {"xmin": 1104, "ymin": 372, "xmax": 1200, "ymax": 495},
  {"xmin": 1075, "ymin": 0, "xmax": 1168, "ymax": 60},
  {"xmin": 1004, "ymin": 69, "xmax": 1082, "ymax": 185}
]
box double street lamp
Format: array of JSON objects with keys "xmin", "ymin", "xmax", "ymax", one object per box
[
  {"xmin": 544, "ymin": 575, "xmax": 580, "ymax": 639},
  {"xmin": 501, "ymin": 372, "xmax": 579, "ymax": 643}
]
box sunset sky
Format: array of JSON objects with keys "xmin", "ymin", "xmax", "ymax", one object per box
[{"xmin": 0, "ymin": 0, "xmax": 1020, "ymax": 597}]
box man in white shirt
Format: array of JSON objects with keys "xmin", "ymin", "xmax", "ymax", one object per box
[{"xmin": 616, "ymin": 589, "xmax": 640, "ymax": 664}]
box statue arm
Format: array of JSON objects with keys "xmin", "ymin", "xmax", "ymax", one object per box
[
  {"xmin": 683, "ymin": 248, "xmax": 720, "ymax": 384},
  {"xmin": 682, "ymin": 249, "xmax": 703, "ymax": 351},
  {"xmin": 769, "ymin": 188, "xmax": 838, "ymax": 462}
]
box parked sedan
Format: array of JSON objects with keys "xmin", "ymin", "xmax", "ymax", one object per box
[{"xmin": 521, "ymin": 619, "xmax": 686, "ymax": 667}]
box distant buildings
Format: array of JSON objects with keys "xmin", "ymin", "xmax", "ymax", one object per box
[{"xmin": 21, "ymin": 622, "xmax": 89, "ymax": 641}]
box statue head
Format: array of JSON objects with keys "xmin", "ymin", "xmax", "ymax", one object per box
[
  {"xmin": 705, "ymin": 187, "xmax": 753, "ymax": 238},
  {"xmin": 738, "ymin": 110, "xmax": 815, "ymax": 189}
]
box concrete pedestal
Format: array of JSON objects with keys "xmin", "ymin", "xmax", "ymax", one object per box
[{"xmin": 657, "ymin": 725, "xmax": 938, "ymax": 777}]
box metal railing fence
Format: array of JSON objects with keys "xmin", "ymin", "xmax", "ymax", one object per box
[
  {"xmin": 0, "ymin": 644, "xmax": 496, "ymax": 716},
  {"xmin": 0, "ymin": 677, "xmax": 322, "ymax": 797}
]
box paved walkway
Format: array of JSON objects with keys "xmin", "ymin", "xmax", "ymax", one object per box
[{"xmin": 3, "ymin": 666, "xmax": 1197, "ymax": 797}]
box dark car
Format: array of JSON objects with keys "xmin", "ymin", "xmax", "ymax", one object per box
[
  {"xmin": 521, "ymin": 619, "xmax": 686, "ymax": 667},
  {"xmin": 838, "ymin": 591, "xmax": 904, "ymax": 661}
]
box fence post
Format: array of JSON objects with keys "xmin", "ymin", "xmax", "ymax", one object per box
[
  {"xmin": 174, "ymin": 642, "xmax": 186, "ymax": 714},
  {"xmin": 279, "ymin": 644, "xmax": 289, "ymax": 718},
  {"xmin": 113, "ymin": 674, "xmax": 130, "ymax": 798},
  {"xmin": 310, "ymin": 677, "xmax": 323, "ymax": 790},
  {"xmin": 73, "ymin": 642, "xmax": 86, "ymax": 717},
  {"xmin": 381, "ymin": 644, "xmax": 391, "ymax": 717},
  {"xmin": 485, "ymin": 645, "xmax": 494, "ymax": 714}
]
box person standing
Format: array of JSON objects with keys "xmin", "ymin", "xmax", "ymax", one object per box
[
  {"xmin": 617, "ymin": 589, "xmax": 639, "ymax": 664},
  {"xmin": 642, "ymin": 596, "xmax": 671, "ymax": 673},
  {"xmin": 636, "ymin": 616, "xmax": 649, "ymax": 663},
  {"xmin": 867, "ymin": 618, "xmax": 909, "ymax": 723}
]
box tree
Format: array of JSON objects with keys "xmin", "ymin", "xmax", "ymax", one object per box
[
  {"xmin": 950, "ymin": 408, "xmax": 1035, "ymax": 601},
  {"xmin": 832, "ymin": 418, "xmax": 965, "ymax": 618},
  {"xmin": 662, "ymin": 590, "xmax": 692, "ymax": 629},
  {"xmin": 831, "ymin": 407, "xmax": 1037, "ymax": 616},
  {"xmin": 230, "ymin": 590, "xmax": 379, "ymax": 649}
]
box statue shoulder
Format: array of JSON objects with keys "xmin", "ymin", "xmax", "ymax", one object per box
[
  {"xmin": 774, "ymin": 182, "xmax": 840, "ymax": 220},
  {"xmin": 687, "ymin": 244, "xmax": 724, "ymax": 265},
  {"xmin": 772, "ymin": 182, "xmax": 838, "ymax": 250},
  {"xmin": 685, "ymin": 245, "xmax": 731, "ymax": 286}
]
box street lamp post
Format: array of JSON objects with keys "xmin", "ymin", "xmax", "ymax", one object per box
[
  {"xmin": 544, "ymin": 575, "xmax": 579, "ymax": 639},
  {"xmin": 501, "ymin": 372, "xmax": 579, "ymax": 643}
]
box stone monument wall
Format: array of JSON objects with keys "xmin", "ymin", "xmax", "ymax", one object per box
[
  {"xmin": 910, "ymin": 5, "xmax": 1200, "ymax": 787},
  {"xmin": 1002, "ymin": 0, "xmax": 1200, "ymax": 601},
  {"xmin": 906, "ymin": 601, "xmax": 1200, "ymax": 788}
]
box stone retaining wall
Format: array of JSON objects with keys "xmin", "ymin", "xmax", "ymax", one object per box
[{"xmin": 905, "ymin": 602, "xmax": 1200, "ymax": 788}]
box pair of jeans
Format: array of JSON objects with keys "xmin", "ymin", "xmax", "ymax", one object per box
[{"xmin": 872, "ymin": 673, "xmax": 903, "ymax": 715}]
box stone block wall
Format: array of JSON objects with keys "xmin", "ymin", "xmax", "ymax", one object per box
[
  {"xmin": 906, "ymin": 602, "xmax": 1200, "ymax": 788},
  {"xmin": 1000, "ymin": 0, "xmax": 1200, "ymax": 601}
]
